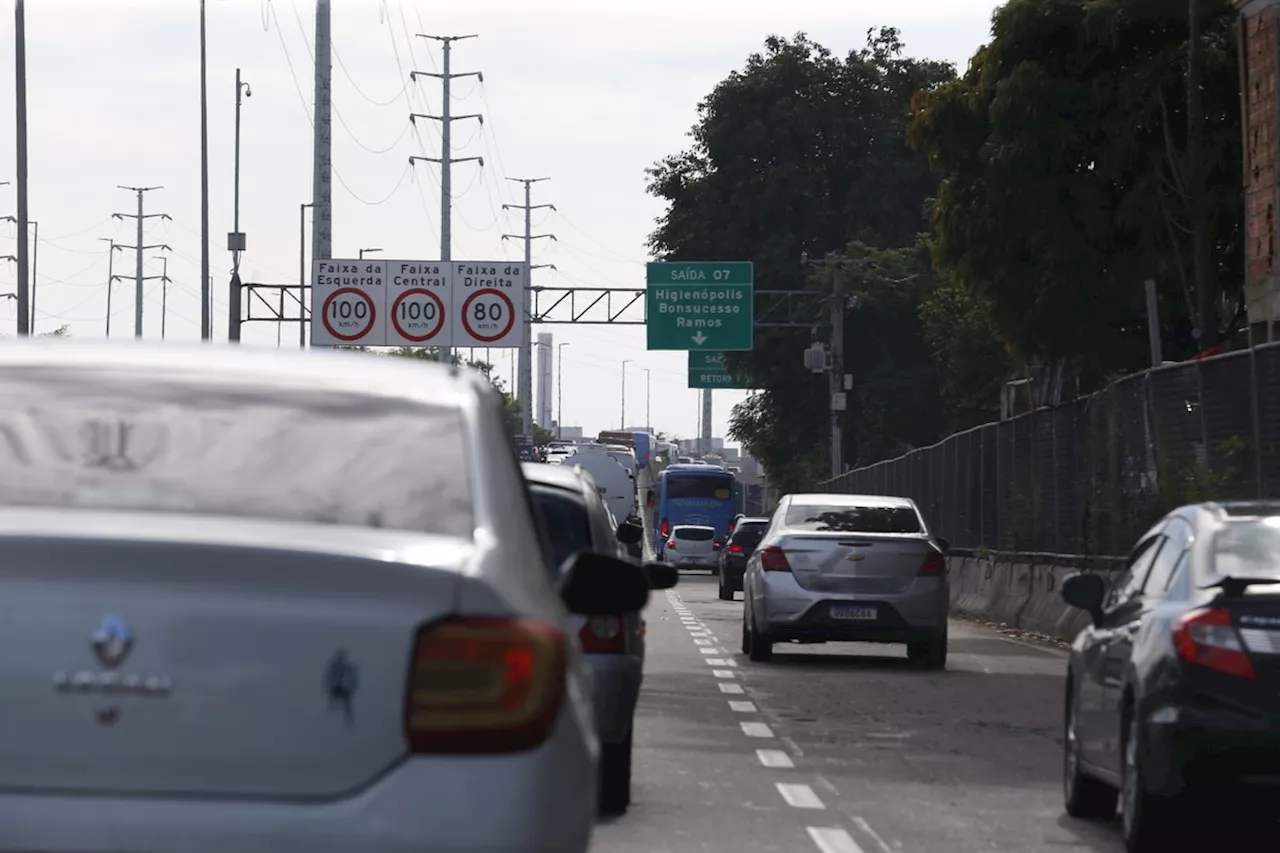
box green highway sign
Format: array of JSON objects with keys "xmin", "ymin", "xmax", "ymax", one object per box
[
  {"xmin": 645, "ymin": 261, "xmax": 754, "ymax": 351},
  {"xmin": 688, "ymin": 351, "xmax": 752, "ymax": 389}
]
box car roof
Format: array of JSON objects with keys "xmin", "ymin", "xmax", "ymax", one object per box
[
  {"xmin": 786, "ymin": 493, "xmax": 915, "ymax": 508},
  {"xmin": 521, "ymin": 461, "xmax": 596, "ymax": 492},
  {"xmin": 0, "ymin": 338, "xmax": 485, "ymax": 405},
  {"xmin": 736, "ymin": 517, "xmax": 770, "ymax": 526}
]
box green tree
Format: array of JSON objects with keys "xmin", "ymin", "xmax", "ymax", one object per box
[
  {"xmin": 647, "ymin": 30, "xmax": 957, "ymax": 486},
  {"xmin": 909, "ymin": 0, "xmax": 1242, "ymax": 385},
  {"xmin": 918, "ymin": 272, "xmax": 1011, "ymax": 429}
]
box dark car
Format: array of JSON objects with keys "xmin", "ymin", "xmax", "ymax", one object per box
[
  {"xmin": 717, "ymin": 517, "xmax": 769, "ymax": 601},
  {"xmin": 1059, "ymin": 501, "xmax": 1280, "ymax": 852}
]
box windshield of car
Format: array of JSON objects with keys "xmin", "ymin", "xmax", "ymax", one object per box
[
  {"xmin": 784, "ymin": 503, "xmax": 921, "ymax": 534},
  {"xmin": 0, "ymin": 367, "xmax": 473, "ymax": 536},
  {"xmin": 1214, "ymin": 518, "xmax": 1280, "ymax": 580},
  {"xmin": 666, "ymin": 475, "xmax": 733, "ymax": 500},
  {"xmin": 730, "ymin": 522, "xmax": 768, "ymax": 548},
  {"xmin": 529, "ymin": 486, "xmax": 594, "ymax": 571}
]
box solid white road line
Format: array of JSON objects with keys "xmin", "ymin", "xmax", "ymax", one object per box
[
  {"xmin": 741, "ymin": 721, "xmax": 774, "ymax": 738},
  {"xmin": 729, "ymin": 700, "xmax": 757, "ymax": 712},
  {"xmin": 776, "ymin": 783, "xmax": 824, "ymax": 809},
  {"xmin": 756, "ymin": 749, "xmax": 794, "ymax": 768},
  {"xmin": 718, "ymin": 682, "xmax": 745, "ymax": 694},
  {"xmin": 711, "ymin": 669, "xmax": 735, "ymax": 678},
  {"xmin": 806, "ymin": 827, "xmax": 865, "ymax": 853}
]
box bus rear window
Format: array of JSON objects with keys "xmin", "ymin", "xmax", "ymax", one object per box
[{"xmin": 666, "ymin": 476, "xmax": 733, "ymax": 501}]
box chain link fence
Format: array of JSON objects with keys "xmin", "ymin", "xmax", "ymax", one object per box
[{"xmin": 816, "ymin": 341, "xmax": 1280, "ymax": 557}]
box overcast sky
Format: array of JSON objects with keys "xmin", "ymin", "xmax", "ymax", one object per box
[{"xmin": 0, "ymin": 0, "xmax": 998, "ymax": 444}]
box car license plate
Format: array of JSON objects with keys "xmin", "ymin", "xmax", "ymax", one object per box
[{"xmin": 830, "ymin": 604, "xmax": 877, "ymax": 621}]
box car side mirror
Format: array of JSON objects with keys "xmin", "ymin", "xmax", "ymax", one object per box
[
  {"xmin": 615, "ymin": 519, "xmax": 643, "ymax": 546},
  {"xmin": 1061, "ymin": 573, "xmax": 1106, "ymax": 625},
  {"xmin": 643, "ymin": 561, "xmax": 679, "ymax": 590},
  {"xmin": 559, "ymin": 551, "xmax": 651, "ymax": 614},
  {"xmin": 936, "ymin": 536, "xmax": 950, "ymax": 554}
]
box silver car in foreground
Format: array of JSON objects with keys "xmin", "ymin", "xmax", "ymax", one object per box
[
  {"xmin": 522, "ymin": 463, "xmax": 677, "ymax": 814},
  {"xmin": 741, "ymin": 493, "xmax": 950, "ymax": 668},
  {"xmin": 0, "ymin": 341, "xmax": 651, "ymax": 853}
]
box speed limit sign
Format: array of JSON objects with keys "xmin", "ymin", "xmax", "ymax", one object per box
[
  {"xmin": 321, "ymin": 287, "xmax": 378, "ymax": 342},
  {"xmin": 460, "ymin": 289, "xmax": 516, "ymax": 344},
  {"xmin": 389, "ymin": 288, "xmax": 446, "ymax": 343}
]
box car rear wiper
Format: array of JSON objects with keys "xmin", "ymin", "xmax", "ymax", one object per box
[{"xmin": 1199, "ymin": 573, "xmax": 1280, "ymax": 598}]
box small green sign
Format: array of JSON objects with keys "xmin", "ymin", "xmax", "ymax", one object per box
[
  {"xmin": 646, "ymin": 261, "xmax": 754, "ymax": 351},
  {"xmin": 688, "ymin": 351, "xmax": 752, "ymax": 389}
]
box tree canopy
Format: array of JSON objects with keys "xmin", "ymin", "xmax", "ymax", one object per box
[{"xmin": 909, "ymin": 0, "xmax": 1242, "ymax": 383}]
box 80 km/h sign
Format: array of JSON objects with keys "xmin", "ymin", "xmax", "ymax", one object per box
[
  {"xmin": 461, "ymin": 289, "xmax": 516, "ymax": 344},
  {"xmin": 390, "ymin": 288, "xmax": 446, "ymax": 343},
  {"xmin": 321, "ymin": 287, "xmax": 378, "ymax": 342}
]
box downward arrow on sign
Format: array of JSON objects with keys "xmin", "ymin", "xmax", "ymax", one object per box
[{"xmin": 691, "ymin": 332, "xmax": 707, "ymax": 345}]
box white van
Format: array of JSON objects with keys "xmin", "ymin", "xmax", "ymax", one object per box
[{"xmin": 560, "ymin": 445, "xmax": 636, "ymax": 523}]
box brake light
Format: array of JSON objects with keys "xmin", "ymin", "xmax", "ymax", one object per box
[
  {"xmin": 713, "ymin": 540, "xmax": 722, "ymax": 551},
  {"xmin": 918, "ymin": 552, "xmax": 946, "ymax": 576},
  {"xmin": 579, "ymin": 615, "xmax": 626, "ymax": 654},
  {"xmin": 404, "ymin": 617, "xmax": 566, "ymax": 753},
  {"xmin": 728, "ymin": 543, "xmax": 744, "ymax": 555},
  {"xmin": 660, "ymin": 518, "xmax": 669, "ymax": 539},
  {"xmin": 760, "ymin": 546, "xmax": 791, "ymax": 572},
  {"xmin": 1173, "ymin": 607, "xmax": 1255, "ymax": 679},
  {"xmin": 667, "ymin": 539, "xmax": 677, "ymax": 549}
]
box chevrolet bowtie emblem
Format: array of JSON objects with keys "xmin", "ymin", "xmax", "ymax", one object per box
[{"xmin": 844, "ymin": 553, "xmax": 866, "ymax": 562}]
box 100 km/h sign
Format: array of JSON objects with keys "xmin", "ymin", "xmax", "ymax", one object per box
[
  {"xmin": 645, "ymin": 261, "xmax": 754, "ymax": 351},
  {"xmin": 310, "ymin": 259, "xmax": 526, "ymax": 348}
]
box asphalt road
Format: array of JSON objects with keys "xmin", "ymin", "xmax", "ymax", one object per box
[{"xmin": 591, "ymin": 573, "xmax": 1125, "ymax": 853}]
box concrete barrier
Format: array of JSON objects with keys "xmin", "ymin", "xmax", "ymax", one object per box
[{"xmin": 946, "ymin": 553, "xmax": 1118, "ymax": 642}]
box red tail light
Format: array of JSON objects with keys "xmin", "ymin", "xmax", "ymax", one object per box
[
  {"xmin": 579, "ymin": 615, "xmax": 626, "ymax": 654},
  {"xmin": 667, "ymin": 539, "xmax": 677, "ymax": 549},
  {"xmin": 713, "ymin": 540, "xmax": 722, "ymax": 551},
  {"xmin": 660, "ymin": 518, "xmax": 669, "ymax": 539},
  {"xmin": 728, "ymin": 543, "xmax": 744, "ymax": 555},
  {"xmin": 1173, "ymin": 607, "xmax": 1255, "ymax": 679},
  {"xmin": 918, "ymin": 552, "xmax": 946, "ymax": 576},
  {"xmin": 760, "ymin": 546, "xmax": 791, "ymax": 572},
  {"xmin": 404, "ymin": 617, "xmax": 566, "ymax": 753}
]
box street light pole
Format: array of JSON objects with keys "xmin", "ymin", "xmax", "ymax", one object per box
[
  {"xmin": 13, "ymin": 0, "xmax": 30, "ymax": 336},
  {"xmin": 621, "ymin": 359, "xmax": 631, "ymax": 429},
  {"xmin": 199, "ymin": 0, "xmax": 210, "ymax": 339},
  {"xmin": 231, "ymin": 68, "xmax": 250, "ymax": 273},
  {"xmin": 98, "ymin": 237, "xmax": 118, "ymax": 338},
  {"xmin": 298, "ymin": 202, "xmax": 313, "ymax": 349},
  {"xmin": 641, "ymin": 367, "xmax": 651, "ymax": 435},
  {"xmin": 557, "ymin": 342, "xmax": 568, "ymax": 440}
]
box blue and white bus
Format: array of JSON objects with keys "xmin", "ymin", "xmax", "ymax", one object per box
[{"xmin": 650, "ymin": 464, "xmax": 738, "ymax": 558}]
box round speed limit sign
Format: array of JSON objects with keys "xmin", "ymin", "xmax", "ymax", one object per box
[
  {"xmin": 390, "ymin": 288, "xmax": 446, "ymax": 343},
  {"xmin": 321, "ymin": 287, "xmax": 377, "ymax": 342},
  {"xmin": 461, "ymin": 289, "xmax": 516, "ymax": 344}
]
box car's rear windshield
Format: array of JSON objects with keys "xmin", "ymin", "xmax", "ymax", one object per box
[
  {"xmin": 731, "ymin": 522, "xmax": 768, "ymax": 547},
  {"xmin": 1214, "ymin": 519, "xmax": 1280, "ymax": 580},
  {"xmin": 675, "ymin": 527, "xmax": 715, "ymax": 541},
  {"xmin": 529, "ymin": 487, "xmax": 593, "ymax": 572},
  {"xmin": 667, "ymin": 475, "xmax": 733, "ymax": 500},
  {"xmin": 784, "ymin": 503, "xmax": 921, "ymax": 534},
  {"xmin": 0, "ymin": 366, "xmax": 473, "ymax": 536}
]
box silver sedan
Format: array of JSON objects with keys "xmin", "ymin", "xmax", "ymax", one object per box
[{"xmin": 741, "ymin": 493, "xmax": 950, "ymax": 668}]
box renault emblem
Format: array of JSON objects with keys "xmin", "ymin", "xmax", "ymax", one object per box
[{"xmin": 91, "ymin": 615, "xmax": 134, "ymax": 668}]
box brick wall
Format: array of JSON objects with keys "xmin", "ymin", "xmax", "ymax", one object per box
[{"xmin": 1240, "ymin": 0, "xmax": 1280, "ymax": 336}]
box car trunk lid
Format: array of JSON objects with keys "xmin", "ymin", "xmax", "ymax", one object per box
[{"xmin": 781, "ymin": 532, "xmax": 932, "ymax": 595}]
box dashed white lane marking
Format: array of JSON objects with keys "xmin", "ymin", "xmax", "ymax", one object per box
[
  {"xmin": 729, "ymin": 700, "xmax": 757, "ymax": 712},
  {"xmin": 756, "ymin": 749, "xmax": 794, "ymax": 768},
  {"xmin": 694, "ymin": 639, "xmax": 712, "ymax": 645},
  {"xmin": 706, "ymin": 657, "xmax": 736, "ymax": 666},
  {"xmin": 741, "ymin": 721, "xmax": 774, "ymax": 738},
  {"xmin": 711, "ymin": 669, "xmax": 735, "ymax": 678},
  {"xmin": 776, "ymin": 782, "xmax": 824, "ymax": 809},
  {"xmin": 699, "ymin": 647, "xmax": 718, "ymax": 655},
  {"xmin": 719, "ymin": 682, "xmax": 745, "ymax": 694},
  {"xmin": 806, "ymin": 827, "xmax": 865, "ymax": 853}
]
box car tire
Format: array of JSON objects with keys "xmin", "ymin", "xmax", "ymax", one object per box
[
  {"xmin": 1120, "ymin": 707, "xmax": 1184, "ymax": 852},
  {"xmin": 1063, "ymin": 685, "xmax": 1117, "ymax": 819},
  {"xmin": 718, "ymin": 572, "xmax": 734, "ymax": 601},
  {"xmin": 598, "ymin": 730, "xmax": 633, "ymax": 815},
  {"xmin": 746, "ymin": 613, "xmax": 773, "ymax": 662},
  {"xmin": 907, "ymin": 630, "xmax": 947, "ymax": 669}
]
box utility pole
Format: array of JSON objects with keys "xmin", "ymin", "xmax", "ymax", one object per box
[
  {"xmin": 502, "ymin": 177, "xmax": 555, "ymax": 437},
  {"xmin": 641, "ymin": 367, "xmax": 651, "ymax": 435},
  {"xmin": 230, "ymin": 68, "xmax": 250, "ymax": 273},
  {"xmin": 803, "ymin": 252, "xmax": 861, "ymax": 479},
  {"xmin": 409, "ymin": 34, "xmax": 483, "ymax": 366},
  {"xmin": 311, "ymin": 0, "xmax": 333, "ymax": 282},
  {"xmin": 701, "ymin": 389, "xmax": 712, "ymax": 452},
  {"xmin": 159, "ymin": 254, "xmax": 172, "ymax": 339},
  {"xmin": 13, "ymin": 0, "xmax": 30, "ymax": 336},
  {"xmin": 557, "ymin": 341, "xmax": 568, "ymax": 440},
  {"xmin": 2, "ymin": 217, "xmax": 35, "ymax": 332},
  {"xmin": 97, "ymin": 238, "xmax": 120, "ymax": 337},
  {"xmin": 113, "ymin": 186, "xmax": 169, "ymax": 338},
  {"xmin": 199, "ymin": 0, "xmax": 210, "ymax": 339},
  {"xmin": 621, "ymin": 359, "xmax": 631, "ymax": 429}
]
